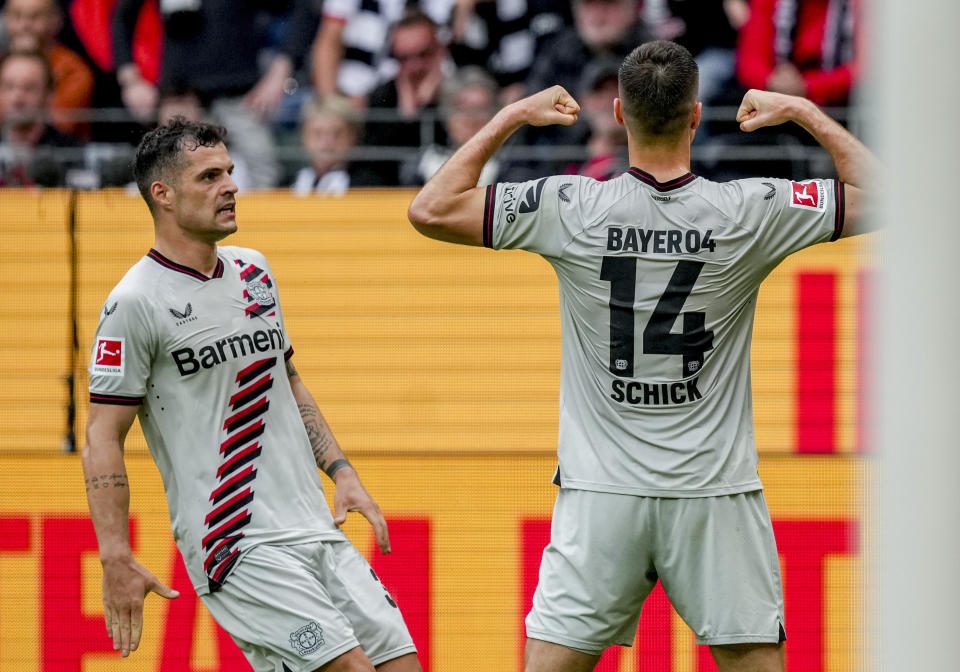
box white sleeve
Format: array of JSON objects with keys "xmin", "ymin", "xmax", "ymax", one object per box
[
  {"xmin": 751, "ymin": 177, "xmax": 845, "ymax": 260},
  {"xmin": 484, "ymin": 176, "xmax": 585, "ymax": 258},
  {"xmin": 88, "ymin": 291, "xmax": 155, "ymax": 406}
]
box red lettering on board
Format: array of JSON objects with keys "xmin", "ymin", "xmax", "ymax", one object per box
[
  {"xmin": 41, "ymin": 515, "xmax": 135, "ymax": 671},
  {"xmin": 797, "ymin": 272, "xmax": 837, "ymax": 453},
  {"xmin": 369, "ymin": 516, "xmax": 432, "ymax": 671}
]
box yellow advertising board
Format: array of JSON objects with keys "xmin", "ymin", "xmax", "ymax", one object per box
[{"xmin": 0, "ymin": 454, "xmax": 869, "ymax": 672}]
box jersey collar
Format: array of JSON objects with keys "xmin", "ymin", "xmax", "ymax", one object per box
[
  {"xmin": 147, "ymin": 248, "xmax": 225, "ymax": 281},
  {"xmin": 627, "ymin": 167, "xmax": 697, "ymax": 192}
]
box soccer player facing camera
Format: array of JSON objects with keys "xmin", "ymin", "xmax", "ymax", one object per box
[
  {"xmin": 83, "ymin": 119, "xmax": 421, "ymax": 672},
  {"xmin": 408, "ymin": 40, "xmax": 874, "ymax": 672}
]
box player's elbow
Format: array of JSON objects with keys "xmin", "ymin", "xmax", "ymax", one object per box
[
  {"xmin": 409, "ymin": 189, "xmax": 484, "ymax": 246},
  {"xmin": 407, "ymin": 194, "xmax": 449, "ymax": 240}
]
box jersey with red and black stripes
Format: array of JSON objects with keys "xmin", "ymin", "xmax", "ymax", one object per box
[{"xmin": 88, "ymin": 245, "xmax": 343, "ymax": 595}]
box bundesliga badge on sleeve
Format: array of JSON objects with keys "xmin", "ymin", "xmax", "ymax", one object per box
[
  {"xmin": 789, "ymin": 180, "xmax": 826, "ymax": 212},
  {"xmin": 92, "ymin": 337, "xmax": 125, "ymax": 376}
]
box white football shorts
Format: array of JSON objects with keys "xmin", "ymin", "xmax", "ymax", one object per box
[
  {"xmin": 526, "ymin": 488, "xmax": 785, "ymax": 653},
  {"xmin": 201, "ymin": 539, "xmax": 417, "ymax": 672}
]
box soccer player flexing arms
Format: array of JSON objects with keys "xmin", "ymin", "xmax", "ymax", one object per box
[
  {"xmin": 408, "ymin": 41, "xmax": 874, "ymax": 672},
  {"xmin": 84, "ymin": 119, "xmax": 421, "ymax": 672}
]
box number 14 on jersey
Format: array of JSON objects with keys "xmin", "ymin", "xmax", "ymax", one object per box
[{"xmin": 600, "ymin": 258, "xmax": 715, "ymax": 379}]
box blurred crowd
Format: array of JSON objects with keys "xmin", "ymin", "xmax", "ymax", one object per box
[{"xmin": 0, "ymin": 0, "xmax": 862, "ymax": 190}]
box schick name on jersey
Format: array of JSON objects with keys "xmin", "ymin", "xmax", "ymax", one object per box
[
  {"xmin": 610, "ymin": 376, "xmax": 703, "ymax": 406},
  {"xmin": 171, "ymin": 327, "xmax": 285, "ymax": 375},
  {"xmin": 607, "ymin": 227, "xmax": 716, "ymax": 254}
]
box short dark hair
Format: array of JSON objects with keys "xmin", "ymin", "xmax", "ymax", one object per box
[
  {"xmin": 133, "ymin": 117, "xmax": 227, "ymax": 212},
  {"xmin": 618, "ymin": 41, "xmax": 698, "ymax": 140}
]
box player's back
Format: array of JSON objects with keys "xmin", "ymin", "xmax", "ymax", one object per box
[{"xmin": 484, "ymin": 168, "xmax": 844, "ymax": 496}]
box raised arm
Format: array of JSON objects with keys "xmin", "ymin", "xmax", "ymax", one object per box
[
  {"xmin": 736, "ymin": 89, "xmax": 879, "ymax": 237},
  {"xmin": 112, "ymin": 0, "xmax": 156, "ymax": 121},
  {"xmin": 311, "ymin": 17, "xmax": 347, "ymax": 97},
  {"xmin": 407, "ymin": 86, "xmax": 580, "ymax": 245},
  {"xmin": 83, "ymin": 403, "xmax": 179, "ymax": 658},
  {"xmin": 285, "ymin": 358, "xmax": 391, "ymax": 553}
]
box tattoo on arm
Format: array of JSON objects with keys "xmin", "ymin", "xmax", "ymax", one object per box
[
  {"xmin": 286, "ymin": 358, "xmax": 298, "ymax": 377},
  {"xmin": 85, "ymin": 473, "xmax": 128, "ymax": 493},
  {"xmin": 298, "ymin": 403, "xmax": 335, "ymax": 471},
  {"xmin": 324, "ymin": 458, "xmax": 352, "ymax": 479}
]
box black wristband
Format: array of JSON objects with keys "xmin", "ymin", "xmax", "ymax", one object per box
[{"xmin": 324, "ymin": 458, "xmax": 352, "ymax": 479}]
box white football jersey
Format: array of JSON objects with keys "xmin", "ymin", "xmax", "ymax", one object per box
[
  {"xmin": 89, "ymin": 246, "xmax": 343, "ymax": 595},
  {"xmin": 485, "ymin": 169, "xmax": 845, "ymax": 496}
]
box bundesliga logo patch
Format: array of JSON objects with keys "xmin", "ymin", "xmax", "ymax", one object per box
[
  {"xmin": 92, "ymin": 337, "xmax": 124, "ymax": 376},
  {"xmin": 789, "ymin": 180, "xmax": 826, "ymax": 212}
]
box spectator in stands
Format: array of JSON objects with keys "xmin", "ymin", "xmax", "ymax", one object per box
[
  {"xmin": 646, "ymin": 0, "xmax": 749, "ymax": 106},
  {"xmin": 449, "ymin": 0, "xmax": 571, "ymax": 104},
  {"xmin": 737, "ymin": 0, "xmax": 860, "ymax": 106},
  {"xmin": 291, "ymin": 94, "xmax": 372, "ymax": 196},
  {"xmin": 0, "ymin": 50, "xmax": 81, "ymax": 186},
  {"xmin": 112, "ymin": 0, "xmax": 320, "ymax": 188},
  {"xmin": 564, "ymin": 59, "xmax": 627, "ymax": 181},
  {"xmin": 525, "ymin": 0, "xmax": 650, "ymax": 96},
  {"xmin": 513, "ymin": 0, "xmax": 650, "ymax": 177},
  {"xmin": 1, "ymin": 0, "xmax": 94, "ymax": 137},
  {"xmin": 153, "ymin": 84, "xmax": 254, "ymax": 191},
  {"xmin": 401, "ymin": 66, "xmax": 500, "ymax": 186},
  {"xmin": 311, "ymin": 0, "xmax": 451, "ymax": 104},
  {"xmin": 363, "ymin": 8, "xmax": 452, "ymax": 185}
]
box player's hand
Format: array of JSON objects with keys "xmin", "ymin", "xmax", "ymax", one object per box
[
  {"xmin": 512, "ymin": 86, "xmax": 580, "ymax": 127},
  {"xmin": 332, "ymin": 468, "xmax": 392, "ymax": 554},
  {"xmin": 101, "ymin": 557, "xmax": 179, "ymax": 657},
  {"xmin": 736, "ymin": 89, "xmax": 805, "ymax": 132}
]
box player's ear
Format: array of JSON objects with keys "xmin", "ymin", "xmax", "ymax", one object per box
[
  {"xmin": 150, "ymin": 180, "xmax": 174, "ymax": 210},
  {"xmin": 691, "ymin": 101, "xmax": 702, "ymax": 130},
  {"xmin": 613, "ymin": 98, "xmax": 625, "ymax": 127}
]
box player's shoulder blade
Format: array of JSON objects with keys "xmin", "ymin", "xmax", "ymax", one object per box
[
  {"xmin": 692, "ymin": 177, "xmax": 778, "ymax": 227},
  {"xmin": 734, "ymin": 176, "xmax": 783, "ymax": 199},
  {"xmin": 555, "ymin": 174, "xmax": 628, "ymax": 235},
  {"xmin": 587, "ymin": 170, "xmax": 631, "ymax": 196}
]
